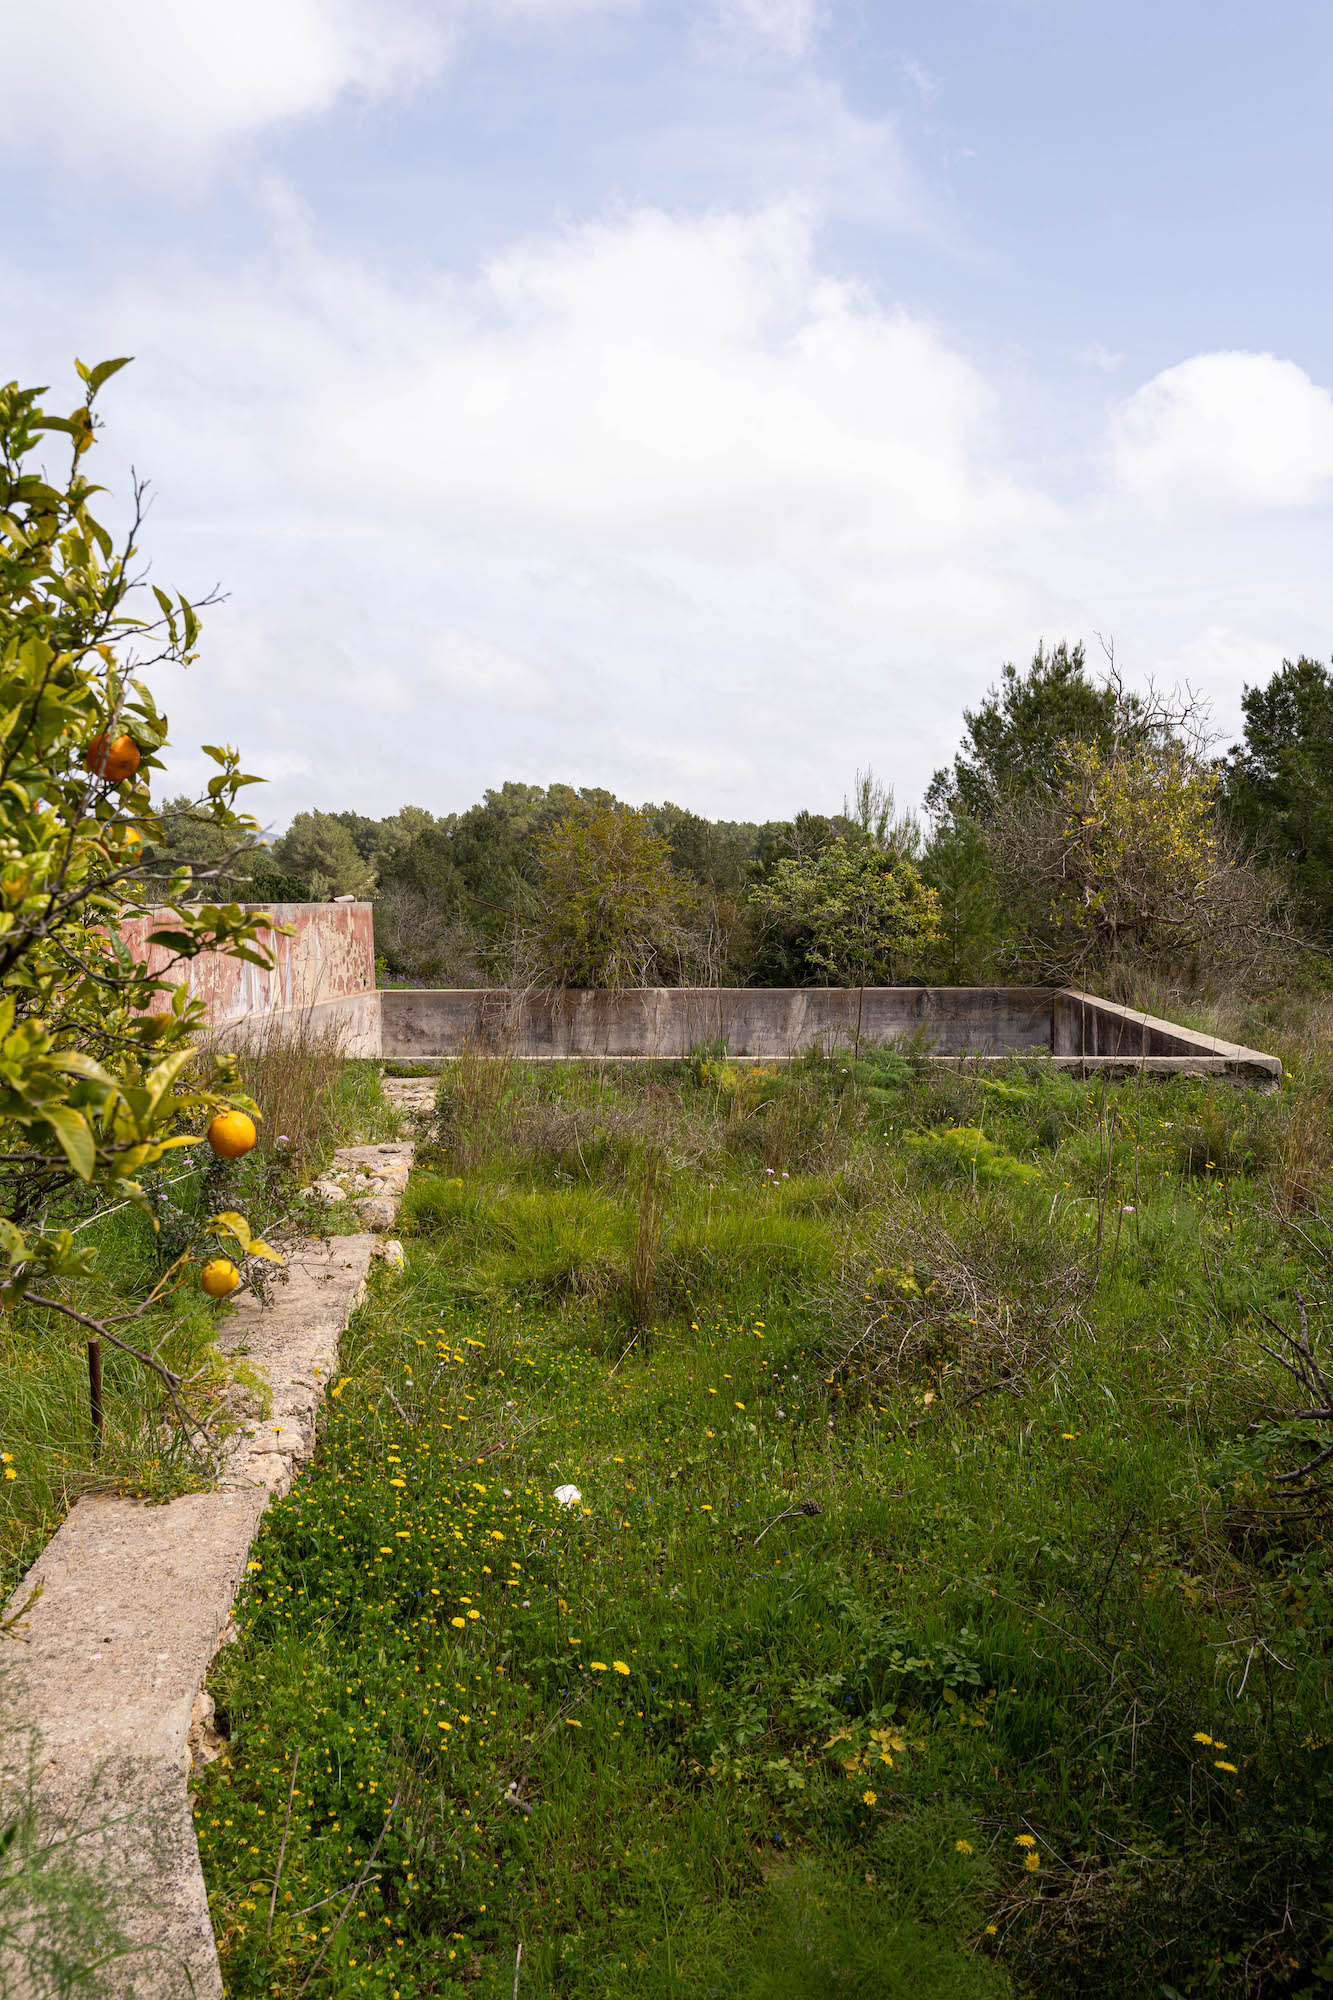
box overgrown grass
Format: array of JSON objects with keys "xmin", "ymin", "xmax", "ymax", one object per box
[
  {"xmin": 0, "ymin": 1053, "xmax": 399, "ymax": 1600},
  {"xmin": 194, "ymin": 1028, "xmax": 1333, "ymax": 1999}
]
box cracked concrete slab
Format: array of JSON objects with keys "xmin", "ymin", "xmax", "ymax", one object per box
[{"xmin": 0, "ymin": 1139, "xmax": 412, "ymax": 1998}]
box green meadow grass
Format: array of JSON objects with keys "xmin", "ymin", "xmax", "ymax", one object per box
[{"xmin": 194, "ymin": 1046, "xmax": 1333, "ymax": 1999}]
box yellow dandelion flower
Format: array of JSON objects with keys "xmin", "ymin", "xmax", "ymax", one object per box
[
  {"xmin": 451, "ymin": 1617, "xmax": 466, "ymax": 1629},
  {"xmin": 955, "ymin": 1839, "xmax": 973, "ymax": 1855},
  {"xmin": 862, "ymin": 1790, "xmax": 877, "ymax": 1806},
  {"xmin": 1193, "ymin": 1732, "xmax": 1213, "ymax": 1745},
  {"xmin": 613, "ymin": 1660, "xmax": 630, "ymax": 1675},
  {"xmin": 1024, "ymin": 1850, "xmax": 1040, "ymax": 1871},
  {"xmin": 1215, "ymin": 1760, "xmax": 1238, "ymax": 1774},
  {"xmin": 1014, "ymin": 1834, "xmax": 1035, "ymax": 1848}
]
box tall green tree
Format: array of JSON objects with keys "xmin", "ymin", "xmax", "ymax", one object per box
[
  {"xmin": 919, "ymin": 814, "xmax": 999, "ymax": 985},
  {"xmin": 1222, "ymin": 656, "xmax": 1333, "ymax": 945},
  {"xmin": 271, "ymin": 810, "xmax": 373, "ymax": 899},
  {"xmin": 528, "ymin": 804, "xmax": 707, "ymax": 988},
  {"xmin": 926, "ymin": 640, "xmax": 1116, "ymax": 822}
]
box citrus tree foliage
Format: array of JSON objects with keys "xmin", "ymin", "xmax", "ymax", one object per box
[
  {"xmin": 747, "ymin": 840, "xmax": 942, "ymax": 987},
  {"xmin": 527, "ymin": 804, "xmax": 710, "ymax": 988},
  {"xmin": 0, "ymin": 362, "xmax": 272, "ymax": 1297}
]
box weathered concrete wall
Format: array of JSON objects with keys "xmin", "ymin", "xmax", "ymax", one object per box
[
  {"xmin": 120, "ymin": 903, "xmax": 380, "ymax": 1056},
  {"xmin": 380, "ymin": 984, "xmax": 1280, "ymax": 1078},
  {"xmin": 381, "ymin": 986, "xmax": 1057, "ymax": 1060},
  {"xmin": 1054, "ymin": 990, "xmax": 1281, "ymax": 1080}
]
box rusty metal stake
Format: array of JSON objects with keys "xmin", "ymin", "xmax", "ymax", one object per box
[{"xmin": 88, "ymin": 1335, "xmax": 103, "ymax": 1452}]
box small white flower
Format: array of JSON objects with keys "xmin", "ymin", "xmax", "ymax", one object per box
[{"xmin": 553, "ymin": 1484, "xmax": 582, "ymax": 1508}]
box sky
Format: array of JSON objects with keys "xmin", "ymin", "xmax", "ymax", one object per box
[{"xmin": 3, "ymin": 0, "xmax": 1331, "ymax": 834}]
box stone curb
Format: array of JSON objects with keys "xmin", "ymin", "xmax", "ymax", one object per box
[{"xmin": 0, "ymin": 1138, "xmax": 415, "ymax": 1998}]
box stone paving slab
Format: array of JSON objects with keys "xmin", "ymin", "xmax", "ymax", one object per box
[{"xmin": 0, "ymin": 1137, "xmax": 412, "ymax": 1998}]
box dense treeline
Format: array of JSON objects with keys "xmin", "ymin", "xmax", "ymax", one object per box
[{"xmin": 154, "ymin": 642, "xmax": 1333, "ymax": 992}]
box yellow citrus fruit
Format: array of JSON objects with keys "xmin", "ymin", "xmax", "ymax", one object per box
[
  {"xmin": 84, "ymin": 732, "xmax": 141, "ymax": 782},
  {"xmin": 207, "ymin": 1110, "xmax": 257, "ymax": 1159},
  {"xmin": 201, "ymin": 1259, "xmax": 241, "ymax": 1299}
]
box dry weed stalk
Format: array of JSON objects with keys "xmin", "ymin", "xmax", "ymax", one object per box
[
  {"xmin": 1256, "ymin": 1294, "xmax": 1333, "ymax": 1490},
  {"xmin": 819, "ymin": 1191, "xmax": 1091, "ymax": 1414}
]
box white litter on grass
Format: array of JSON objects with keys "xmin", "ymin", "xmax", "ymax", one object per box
[{"xmin": 553, "ymin": 1484, "xmax": 582, "ymax": 1508}]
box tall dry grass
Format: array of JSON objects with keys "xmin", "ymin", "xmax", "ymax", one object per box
[{"xmin": 212, "ymin": 1011, "xmax": 350, "ymax": 1180}]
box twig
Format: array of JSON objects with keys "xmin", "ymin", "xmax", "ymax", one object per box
[
  {"xmin": 296, "ymin": 1796, "xmax": 397, "ymax": 1996},
  {"xmin": 22, "ymin": 1293, "xmax": 213, "ymax": 1453},
  {"xmin": 753, "ymin": 1499, "xmax": 821, "ymax": 1547},
  {"xmin": 513, "ymin": 1939, "xmax": 523, "ymax": 1998},
  {"xmin": 267, "ymin": 1747, "xmax": 301, "ymax": 1940},
  {"xmin": 608, "ymin": 1335, "xmax": 638, "ymax": 1378},
  {"xmin": 384, "ymin": 1386, "xmax": 412, "ymax": 1426},
  {"xmin": 293, "ymin": 1875, "xmax": 382, "ymax": 1920}
]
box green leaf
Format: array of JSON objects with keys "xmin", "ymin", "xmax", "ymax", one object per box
[
  {"xmin": 87, "ymin": 357, "xmax": 133, "ymax": 393},
  {"xmin": 152, "ymin": 585, "xmax": 174, "ymax": 619},
  {"xmin": 141, "ymin": 1045, "xmax": 198, "ymax": 1120},
  {"xmin": 0, "ymin": 1218, "xmax": 26, "ymax": 1262},
  {"xmin": 50, "ymin": 1051, "xmax": 115, "ymax": 1088},
  {"xmin": 43, "ymin": 1105, "xmax": 95, "ymax": 1181}
]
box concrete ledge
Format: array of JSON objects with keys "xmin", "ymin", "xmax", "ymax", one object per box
[
  {"xmin": 379, "ymin": 985, "xmax": 1279, "ymax": 1080},
  {"xmin": 1053, "ymin": 990, "xmax": 1281, "ymax": 1080},
  {"xmin": 382, "ymin": 986, "xmax": 1056, "ymax": 1062},
  {"xmin": 0, "ymin": 1146, "xmax": 413, "ymax": 1997}
]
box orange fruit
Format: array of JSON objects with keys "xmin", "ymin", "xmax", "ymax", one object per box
[
  {"xmin": 85, "ymin": 732, "xmax": 141, "ymax": 782},
  {"xmin": 208, "ymin": 1110, "xmax": 257, "ymax": 1159},
  {"xmin": 201, "ymin": 1258, "xmax": 241, "ymax": 1298}
]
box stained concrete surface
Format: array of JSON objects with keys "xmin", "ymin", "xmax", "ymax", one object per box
[{"xmin": 0, "ymin": 1142, "xmax": 413, "ymax": 1998}]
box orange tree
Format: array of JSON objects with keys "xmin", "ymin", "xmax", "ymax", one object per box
[{"xmin": 0, "ymin": 361, "xmax": 278, "ymax": 1410}]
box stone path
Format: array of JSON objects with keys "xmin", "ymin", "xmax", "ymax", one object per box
[
  {"xmin": 0, "ymin": 1137, "xmax": 414, "ymax": 1999},
  {"xmin": 381, "ymin": 1074, "xmax": 438, "ymax": 1126}
]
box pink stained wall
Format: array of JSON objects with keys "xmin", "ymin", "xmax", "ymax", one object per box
[{"xmin": 118, "ymin": 902, "xmax": 380, "ymax": 1052}]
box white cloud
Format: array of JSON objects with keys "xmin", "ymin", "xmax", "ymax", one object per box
[
  {"xmin": 21, "ymin": 202, "xmax": 1331, "ymax": 826},
  {"xmin": 711, "ymin": 0, "xmax": 824, "ymax": 60},
  {"xmin": 897, "ymin": 55, "xmax": 940, "ymax": 98},
  {"xmin": 430, "ymin": 631, "xmax": 561, "ymax": 712},
  {"xmin": 1077, "ymin": 341, "xmax": 1124, "ymax": 372},
  {"xmin": 60, "ymin": 197, "xmax": 1063, "ymax": 820},
  {"xmin": 0, "ymin": 0, "xmax": 627, "ymax": 176},
  {"xmin": 1109, "ymin": 351, "xmax": 1333, "ymax": 520}
]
